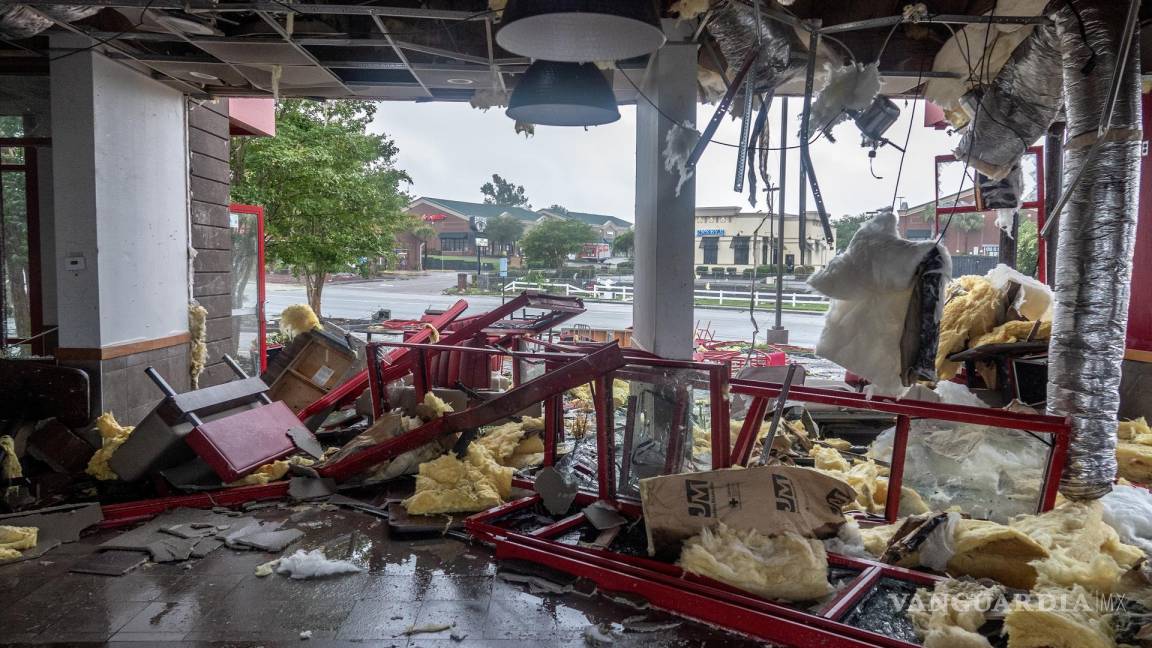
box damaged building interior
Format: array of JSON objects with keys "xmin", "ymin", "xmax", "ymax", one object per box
[{"xmin": 3, "ymin": 0, "xmax": 1152, "ymax": 646}]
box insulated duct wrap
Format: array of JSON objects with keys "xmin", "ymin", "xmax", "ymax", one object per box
[
  {"xmin": 707, "ymin": 1, "xmax": 798, "ymax": 92},
  {"xmin": 0, "ymin": 5, "xmax": 99, "ymax": 40},
  {"xmin": 953, "ymin": 21, "xmax": 1063, "ymax": 180},
  {"xmin": 1048, "ymin": 0, "xmax": 1142, "ymax": 500}
]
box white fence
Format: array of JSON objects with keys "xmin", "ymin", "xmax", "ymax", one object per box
[{"xmin": 500, "ymin": 280, "xmax": 830, "ymax": 308}]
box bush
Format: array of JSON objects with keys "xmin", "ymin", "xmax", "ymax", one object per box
[
  {"xmin": 617, "ymin": 261, "xmax": 634, "ymax": 271},
  {"xmin": 710, "ymin": 267, "xmax": 725, "ymax": 278},
  {"xmin": 433, "ymin": 258, "xmax": 495, "ymax": 272},
  {"xmin": 756, "ymin": 264, "xmax": 778, "ymax": 276},
  {"xmin": 741, "ymin": 268, "xmax": 753, "ymax": 279},
  {"xmin": 696, "ymin": 265, "xmax": 709, "ymax": 275},
  {"xmin": 725, "ymin": 267, "xmax": 737, "ymax": 276}
]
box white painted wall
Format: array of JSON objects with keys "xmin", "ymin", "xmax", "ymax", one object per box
[{"xmin": 52, "ymin": 48, "xmax": 189, "ymax": 348}]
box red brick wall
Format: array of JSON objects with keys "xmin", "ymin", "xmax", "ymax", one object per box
[
  {"xmin": 898, "ymin": 208, "xmax": 1038, "ymax": 255},
  {"xmin": 406, "ymin": 204, "xmax": 474, "ymax": 254}
]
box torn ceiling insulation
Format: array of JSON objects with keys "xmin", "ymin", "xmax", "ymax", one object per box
[{"xmin": 1047, "ymin": 0, "xmax": 1142, "ymax": 501}]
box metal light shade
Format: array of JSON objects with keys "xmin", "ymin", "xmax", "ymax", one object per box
[
  {"xmin": 506, "ymin": 61, "xmax": 620, "ymax": 127},
  {"xmin": 496, "ymin": 0, "xmax": 666, "ymax": 62}
]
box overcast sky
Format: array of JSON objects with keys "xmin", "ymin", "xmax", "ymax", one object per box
[{"xmin": 369, "ymin": 98, "xmax": 965, "ymax": 221}]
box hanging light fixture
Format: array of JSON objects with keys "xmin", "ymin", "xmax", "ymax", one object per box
[
  {"xmin": 496, "ymin": 1, "xmax": 666, "ymax": 63},
  {"xmin": 506, "ymin": 61, "xmax": 620, "ymax": 127}
]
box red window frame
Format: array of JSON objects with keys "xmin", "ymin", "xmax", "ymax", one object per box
[
  {"xmin": 229, "ymin": 203, "xmax": 267, "ymax": 372},
  {"xmin": 933, "ymin": 146, "xmax": 1047, "ymax": 281}
]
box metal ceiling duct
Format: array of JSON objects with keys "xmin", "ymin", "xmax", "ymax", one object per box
[
  {"xmin": 0, "ymin": 4, "xmax": 99, "ymax": 40},
  {"xmin": 496, "ymin": 0, "xmax": 666, "ymax": 63},
  {"xmin": 505, "ymin": 61, "xmax": 620, "ymax": 126},
  {"xmin": 1049, "ymin": 0, "xmax": 1142, "ymax": 500},
  {"xmin": 952, "ymin": 20, "xmax": 1064, "ymax": 181}
]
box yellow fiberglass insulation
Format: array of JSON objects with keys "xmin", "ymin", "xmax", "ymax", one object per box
[
  {"xmin": 403, "ymin": 444, "xmax": 513, "ymax": 516},
  {"xmin": 227, "ymin": 455, "xmax": 315, "ymax": 487},
  {"xmin": 812, "ymin": 448, "xmax": 928, "ymax": 516},
  {"xmin": 85, "ymin": 413, "xmax": 134, "ymax": 481},
  {"xmin": 861, "ymin": 518, "xmax": 1046, "ymax": 589},
  {"xmin": 946, "ymin": 519, "xmax": 1049, "ymax": 590},
  {"xmin": 1116, "ymin": 417, "xmax": 1152, "ymax": 482},
  {"xmin": 810, "ymin": 445, "xmax": 850, "ymax": 472},
  {"xmin": 477, "ymin": 422, "xmax": 527, "ymax": 462},
  {"xmin": 188, "ymin": 302, "xmax": 208, "ymax": 390},
  {"xmin": 937, "ymin": 276, "xmax": 1002, "ymax": 379},
  {"xmin": 568, "ymin": 380, "xmax": 629, "ymax": 410},
  {"xmin": 971, "ymin": 319, "xmax": 1051, "ymax": 348},
  {"xmin": 476, "ymin": 422, "xmax": 545, "ymax": 469},
  {"xmin": 908, "ymin": 579, "xmax": 1000, "ymax": 648},
  {"xmin": 1010, "ymin": 501, "xmax": 1144, "ymax": 594},
  {"xmin": 669, "ymin": 0, "xmax": 711, "ymax": 20},
  {"xmin": 1, "ymin": 435, "xmax": 21, "ymax": 480},
  {"xmin": 279, "ymin": 304, "xmax": 321, "ymax": 340},
  {"xmin": 679, "ymin": 523, "xmax": 833, "ymax": 602},
  {"xmin": 1004, "ymin": 585, "xmax": 1114, "ymax": 648},
  {"xmin": 414, "ymin": 392, "xmax": 454, "ymax": 421},
  {"xmin": 0, "ymin": 521, "xmax": 37, "ymax": 553}
]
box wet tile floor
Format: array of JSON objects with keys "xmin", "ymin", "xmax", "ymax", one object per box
[{"xmin": 0, "ymin": 504, "xmax": 767, "ymax": 647}]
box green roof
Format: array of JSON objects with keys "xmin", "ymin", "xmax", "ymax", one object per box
[
  {"xmin": 419, "ymin": 197, "xmax": 541, "ymax": 223},
  {"xmin": 417, "ymin": 197, "xmax": 632, "ymax": 228},
  {"xmin": 550, "ymin": 210, "xmax": 632, "ymax": 228}
]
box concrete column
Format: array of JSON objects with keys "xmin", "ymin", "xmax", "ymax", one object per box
[
  {"xmin": 50, "ymin": 46, "xmax": 193, "ymax": 422},
  {"xmin": 50, "ymin": 47, "xmax": 190, "ymax": 350},
  {"xmin": 633, "ymin": 21, "xmax": 697, "ymax": 360}
]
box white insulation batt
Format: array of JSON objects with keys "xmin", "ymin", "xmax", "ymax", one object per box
[
  {"xmin": 809, "ymin": 62, "xmax": 881, "ymax": 136},
  {"xmin": 275, "ymin": 549, "xmax": 364, "ymax": 579},
  {"xmin": 808, "ymin": 210, "xmax": 947, "ymax": 393},
  {"xmin": 678, "ymin": 523, "xmax": 832, "ymax": 601}
]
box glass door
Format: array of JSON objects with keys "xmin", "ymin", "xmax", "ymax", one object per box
[
  {"xmin": 1, "ymin": 122, "xmax": 44, "ymax": 357},
  {"xmin": 229, "ymin": 204, "xmax": 266, "ymax": 374}
]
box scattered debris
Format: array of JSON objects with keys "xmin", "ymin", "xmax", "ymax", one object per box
[
  {"xmin": 299, "ymin": 629, "xmax": 313, "ymax": 640},
  {"xmin": 275, "ymin": 549, "xmax": 363, "ymax": 579},
  {"xmin": 0, "ymin": 502, "xmax": 103, "ymax": 544},
  {"xmin": 254, "ymin": 558, "xmax": 279, "ymax": 577},
  {"xmin": 584, "ymin": 622, "xmax": 624, "ymax": 645},
  {"xmin": 534, "ymin": 466, "xmax": 578, "ymax": 516},
  {"xmin": 288, "ymin": 476, "xmax": 337, "ymax": 501},
  {"xmin": 69, "ymin": 550, "xmax": 149, "ymax": 576},
  {"xmin": 401, "ymin": 623, "xmax": 454, "ymax": 636},
  {"xmin": 449, "ymin": 632, "xmax": 467, "ymax": 642},
  {"xmin": 232, "ymin": 528, "xmax": 304, "ymax": 552},
  {"xmin": 583, "ymin": 501, "xmax": 627, "ymax": 531}
]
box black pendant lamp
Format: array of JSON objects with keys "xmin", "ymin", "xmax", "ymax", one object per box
[
  {"xmin": 497, "ymin": 0, "xmax": 666, "ymax": 63},
  {"xmin": 506, "ymin": 61, "xmax": 621, "ymax": 127}
]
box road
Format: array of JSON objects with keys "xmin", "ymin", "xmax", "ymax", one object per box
[{"xmin": 267, "ymin": 272, "xmax": 827, "ymax": 348}]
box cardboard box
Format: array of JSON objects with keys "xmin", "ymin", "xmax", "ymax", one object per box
[{"xmin": 640, "ymin": 465, "xmax": 856, "ymax": 559}]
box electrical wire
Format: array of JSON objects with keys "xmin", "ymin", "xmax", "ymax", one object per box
[
  {"xmin": 618, "ymin": 68, "xmax": 834, "ymax": 153},
  {"xmin": 889, "ymin": 60, "xmax": 926, "ymax": 208},
  {"xmin": 937, "ymin": 0, "xmax": 999, "ymax": 243}
]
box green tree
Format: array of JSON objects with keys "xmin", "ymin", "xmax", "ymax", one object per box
[
  {"xmin": 612, "ymin": 230, "xmax": 635, "ymax": 257},
  {"xmin": 1016, "ymin": 217, "xmax": 1038, "ymax": 276},
  {"xmin": 522, "ymin": 219, "xmax": 595, "ymax": 269},
  {"xmin": 833, "ymin": 213, "xmax": 870, "ymax": 252},
  {"xmin": 231, "ymin": 100, "xmax": 411, "ymax": 315},
  {"xmin": 1, "ymin": 117, "xmax": 30, "ymax": 348},
  {"xmin": 485, "ymin": 214, "xmax": 525, "ymax": 255},
  {"xmin": 481, "ymin": 174, "xmax": 530, "ymax": 207},
  {"xmin": 952, "ymin": 212, "xmax": 986, "ymax": 254},
  {"xmin": 547, "ymin": 204, "xmax": 569, "ymax": 216}
]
